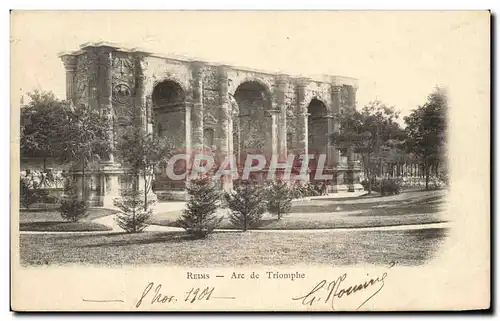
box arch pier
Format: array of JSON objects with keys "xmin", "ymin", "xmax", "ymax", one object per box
[{"xmin": 59, "ymin": 42, "xmax": 363, "ymax": 205}]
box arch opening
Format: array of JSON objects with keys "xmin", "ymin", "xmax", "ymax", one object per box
[
  {"xmin": 152, "ymin": 80, "xmax": 186, "ymax": 143},
  {"xmin": 232, "ymin": 81, "xmax": 273, "ymax": 162},
  {"xmin": 307, "ymin": 98, "xmax": 328, "ymax": 156},
  {"xmin": 151, "ymin": 80, "xmax": 187, "ymax": 191}
]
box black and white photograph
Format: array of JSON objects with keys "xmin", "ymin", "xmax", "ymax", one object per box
[{"xmin": 10, "ymin": 10, "xmax": 490, "ymax": 311}]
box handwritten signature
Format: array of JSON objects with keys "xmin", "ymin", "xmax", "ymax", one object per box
[
  {"xmin": 292, "ymin": 261, "xmax": 396, "ymax": 311},
  {"xmin": 136, "ymin": 282, "xmax": 218, "ymax": 308}
]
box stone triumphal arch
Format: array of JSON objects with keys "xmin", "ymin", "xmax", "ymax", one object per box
[{"xmin": 59, "ymin": 42, "xmax": 363, "ymax": 206}]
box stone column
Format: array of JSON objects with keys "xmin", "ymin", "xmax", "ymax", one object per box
[
  {"xmin": 104, "ymin": 50, "xmax": 115, "ymax": 162},
  {"xmin": 134, "ymin": 53, "xmax": 158, "ymax": 204},
  {"xmin": 276, "ymin": 74, "xmax": 289, "ymax": 161},
  {"xmin": 60, "ymin": 54, "xmax": 77, "ymax": 105},
  {"xmin": 325, "ymin": 114, "xmax": 336, "ymax": 168},
  {"xmin": 145, "ymin": 95, "xmax": 153, "ymax": 134},
  {"xmin": 348, "ymin": 85, "xmax": 358, "ymax": 109},
  {"xmin": 185, "ymin": 102, "xmax": 192, "ymax": 173},
  {"xmin": 295, "ymin": 78, "xmax": 309, "ymax": 155},
  {"xmin": 331, "ymin": 86, "xmax": 343, "ymax": 165},
  {"xmin": 218, "ymin": 66, "xmax": 231, "ymax": 190},
  {"xmin": 191, "ymin": 61, "xmax": 205, "ymax": 152},
  {"xmin": 326, "ymin": 113, "xmax": 340, "ymax": 192},
  {"xmin": 269, "ymin": 110, "xmax": 280, "ymax": 159},
  {"xmin": 347, "ymin": 147, "xmax": 356, "ymax": 192},
  {"xmin": 295, "ymin": 78, "xmax": 310, "ymax": 182},
  {"xmin": 133, "ymin": 53, "xmax": 149, "ymax": 133},
  {"xmin": 61, "ymin": 53, "xmax": 85, "ymax": 202}
]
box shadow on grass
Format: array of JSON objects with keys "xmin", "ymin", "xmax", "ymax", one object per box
[
  {"xmin": 20, "ymin": 207, "xmax": 59, "ymax": 212},
  {"xmin": 405, "ymin": 227, "xmax": 451, "ymax": 241},
  {"xmin": 20, "ymin": 221, "xmax": 112, "ymax": 232},
  {"xmin": 352, "ymin": 206, "xmax": 445, "ymax": 217},
  {"xmin": 77, "ymin": 231, "xmax": 200, "ymax": 248},
  {"xmin": 155, "ymin": 218, "xmax": 279, "ymax": 230}
]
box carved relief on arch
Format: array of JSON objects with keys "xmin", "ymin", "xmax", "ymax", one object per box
[
  {"xmin": 110, "ymin": 53, "xmax": 136, "ymax": 107},
  {"xmin": 112, "ymin": 83, "xmax": 132, "ymax": 106},
  {"xmin": 203, "ymin": 112, "xmax": 218, "ymax": 127},
  {"xmin": 74, "ymin": 53, "xmax": 91, "ymax": 106}
]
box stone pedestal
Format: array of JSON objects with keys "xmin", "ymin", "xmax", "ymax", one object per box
[
  {"xmin": 100, "ymin": 163, "xmax": 124, "ymax": 208},
  {"xmin": 70, "ymin": 162, "xmax": 125, "ymax": 208}
]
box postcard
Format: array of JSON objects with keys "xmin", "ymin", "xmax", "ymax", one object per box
[{"xmin": 10, "ymin": 10, "xmax": 490, "ymax": 311}]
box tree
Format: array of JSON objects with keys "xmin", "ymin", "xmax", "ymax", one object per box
[
  {"xmin": 57, "ymin": 176, "xmax": 89, "ymax": 222},
  {"xmin": 113, "ymin": 189, "xmax": 153, "ymax": 233},
  {"xmin": 20, "ymin": 90, "xmax": 68, "ymax": 169},
  {"xmin": 225, "ymin": 181, "xmax": 266, "ymax": 231},
  {"xmin": 331, "ymin": 101, "xmax": 405, "ymax": 194},
  {"xmin": 19, "ymin": 178, "xmax": 48, "ymax": 209},
  {"xmin": 59, "ymin": 105, "xmax": 112, "ymax": 200},
  {"xmin": 176, "ymin": 177, "xmax": 223, "ymax": 239},
  {"xmin": 266, "ymin": 180, "xmax": 293, "ymax": 220},
  {"xmin": 404, "ymin": 87, "xmax": 447, "ymax": 190},
  {"xmin": 116, "ymin": 125, "xmax": 173, "ymax": 210}
]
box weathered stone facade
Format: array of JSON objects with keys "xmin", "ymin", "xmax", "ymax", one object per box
[{"xmin": 59, "ymin": 42, "xmax": 363, "ymax": 205}]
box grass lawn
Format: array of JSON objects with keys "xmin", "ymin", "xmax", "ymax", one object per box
[
  {"xmin": 19, "ymin": 208, "xmax": 116, "ymax": 232},
  {"xmin": 20, "ymin": 227, "xmax": 449, "ymax": 266},
  {"xmin": 290, "ymin": 190, "xmax": 446, "ymax": 213},
  {"xmin": 152, "ymin": 190, "xmax": 447, "ymax": 230}
]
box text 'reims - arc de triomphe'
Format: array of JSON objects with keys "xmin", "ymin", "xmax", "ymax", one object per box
[{"xmin": 59, "ymin": 42, "xmax": 363, "ymax": 206}]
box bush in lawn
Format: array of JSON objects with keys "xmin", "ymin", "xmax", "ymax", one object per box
[
  {"xmin": 176, "ymin": 177, "xmax": 223, "ymax": 239},
  {"xmin": 20, "ymin": 178, "xmax": 51, "ymax": 209},
  {"xmin": 59, "ymin": 197, "xmax": 89, "ymax": 222},
  {"xmin": 311, "ymin": 181, "xmax": 327, "ymax": 195},
  {"xmin": 290, "ymin": 181, "xmax": 306, "ymax": 199},
  {"xmin": 113, "ymin": 189, "xmax": 154, "ymax": 233},
  {"xmin": 380, "ymin": 179, "xmax": 401, "ymax": 196},
  {"xmin": 303, "ymin": 182, "xmax": 321, "ymax": 197},
  {"xmin": 361, "ymin": 178, "xmax": 382, "ymax": 193},
  {"xmin": 266, "ymin": 180, "xmax": 293, "ymax": 220},
  {"xmin": 58, "ymin": 178, "xmax": 89, "ymax": 222},
  {"xmin": 225, "ymin": 180, "xmax": 266, "ymax": 231},
  {"xmin": 20, "ymin": 179, "xmax": 38, "ymax": 209}
]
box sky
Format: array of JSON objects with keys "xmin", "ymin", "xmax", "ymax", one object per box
[{"xmin": 10, "ymin": 11, "xmax": 489, "ymax": 121}]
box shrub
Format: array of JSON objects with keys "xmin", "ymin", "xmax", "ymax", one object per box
[
  {"xmin": 113, "ymin": 189, "xmax": 153, "ymax": 233},
  {"xmin": 290, "ymin": 182, "xmax": 303, "ymax": 199},
  {"xmin": 310, "ymin": 181, "xmax": 328, "ymax": 196},
  {"xmin": 59, "ymin": 197, "xmax": 89, "ymax": 222},
  {"xmin": 20, "ymin": 179, "xmax": 50, "ymax": 209},
  {"xmin": 225, "ymin": 180, "xmax": 266, "ymax": 231},
  {"xmin": 176, "ymin": 177, "xmax": 222, "ymax": 239},
  {"xmin": 58, "ymin": 177, "xmax": 88, "ymax": 222},
  {"xmin": 380, "ymin": 179, "xmax": 401, "ymax": 196},
  {"xmin": 361, "ymin": 178, "xmax": 381, "ymax": 193},
  {"xmin": 20, "ymin": 179, "xmax": 37, "ymax": 209},
  {"xmin": 266, "ymin": 180, "xmax": 293, "ymax": 220}
]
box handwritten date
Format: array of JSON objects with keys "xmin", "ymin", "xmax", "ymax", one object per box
[{"xmin": 136, "ymin": 282, "xmax": 215, "ymax": 308}]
